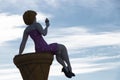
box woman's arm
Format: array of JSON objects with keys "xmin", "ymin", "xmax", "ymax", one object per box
[
  {"xmin": 36, "ymin": 23, "xmax": 49, "ymax": 36},
  {"xmin": 36, "ymin": 18, "xmax": 50, "ymax": 36},
  {"xmin": 19, "ymin": 30, "xmax": 28, "ymax": 55}
]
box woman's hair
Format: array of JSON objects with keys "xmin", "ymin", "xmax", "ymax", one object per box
[{"xmin": 23, "ymin": 10, "xmax": 37, "ymax": 25}]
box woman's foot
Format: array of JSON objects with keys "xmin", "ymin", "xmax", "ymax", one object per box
[
  {"xmin": 67, "ymin": 67, "xmax": 75, "ymax": 77},
  {"xmin": 69, "ymin": 71, "xmax": 75, "ymax": 77},
  {"xmin": 62, "ymin": 67, "xmax": 72, "ymax": 78}
]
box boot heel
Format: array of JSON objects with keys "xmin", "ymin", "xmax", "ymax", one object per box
[{"xmin": 62, "ymin": 67, "xmax": 72, "ymax": 78}]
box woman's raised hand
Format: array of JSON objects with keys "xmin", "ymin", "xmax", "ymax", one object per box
[{"xmin": 45, "ymin": 18, "xmax": 50, "ymax": 27}]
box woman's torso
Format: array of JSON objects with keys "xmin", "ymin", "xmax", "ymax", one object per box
[{"xmin": 25, "ymin": 22, "xmax": 48, "ymax": 51}]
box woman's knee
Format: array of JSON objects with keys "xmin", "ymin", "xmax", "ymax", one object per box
[{"xmin": 58, "ymin": 44, "xmax": 66, "ymax": 50}]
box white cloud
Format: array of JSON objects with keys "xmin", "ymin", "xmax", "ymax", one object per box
[
  {"xmin": 36, "ymin": 12, "xmax": 52, "ymax": 22},
  {"xmin": 0, "ymin": 13, "xmax": 51, "ymax": 45},
  {"xmin": 70, "ymin": 54, "xmax": 120, "ymax": 63},
  {"xmin": 0, "ymin": 67, "xmax": 22, "ymax": 80},
  {"xmin": 44, "ymin": 0, "xmax": 60, "ymax": 8},
  {"xmin": 46, "ymin": 26, "xmax": 120, "ymax": 50},
  {"xmin": 0, "ymin": 13, "xmax": 24, "ymax": 45},
  {"xmin": 50, "ymin": 54, "xmax": 120, "ymax": 76}
]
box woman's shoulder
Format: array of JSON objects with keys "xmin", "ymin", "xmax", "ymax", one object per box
[
  {"xmin": 29, "ymin": 22, "xmax": 42, "ymax": 28},
  {"xmin": 35, "ymin": 22, "xmax": 42, "ymax": 27},
  {"xmin": 24, "ymin": 22, "xmax": 42, "ymax": 33}
]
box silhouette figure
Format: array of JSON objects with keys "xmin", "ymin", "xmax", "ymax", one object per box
[{"xmin": 19, "ymin": 10, "xmax": 75, "ymax": 78}]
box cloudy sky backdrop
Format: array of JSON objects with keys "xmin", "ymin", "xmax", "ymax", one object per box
[{"xmin": 0, "ymin": 0, "xmax": 120, "ymax": 80}]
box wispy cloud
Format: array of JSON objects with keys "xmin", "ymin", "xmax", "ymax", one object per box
[
  {"xmin": 0, "ymin": 13, "xmax": 23, "ymax": 45},
  {"xmin": 0, "ymin": 12, "xmax": 51, "ymax": 45},
  {"xmin": 46, "ymin": 26, "xmax": 120, "ymax": 50}
]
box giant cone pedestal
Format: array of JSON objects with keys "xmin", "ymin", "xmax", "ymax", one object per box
[{"xmin": 13, "ymin": 53, "xmax": 54, "ymax": 80}]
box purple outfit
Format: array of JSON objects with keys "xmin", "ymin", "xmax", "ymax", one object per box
[{"xmin": 28, "ymin": 29, "xmax": 58, "ymax": 54}]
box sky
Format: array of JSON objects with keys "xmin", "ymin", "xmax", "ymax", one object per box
[{"xmin": 0, "ymin": 0, "xmax": 120, "ymax": 80}]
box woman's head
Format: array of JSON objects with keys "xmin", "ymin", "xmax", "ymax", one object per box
[{"xmin": 23, "ymin": 10, "xmax": 37, "ymax": 25}]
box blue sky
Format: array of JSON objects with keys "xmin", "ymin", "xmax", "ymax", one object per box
[{"xmin": 0, "ymin": 0, "xmax": 120, "ymax": 80}]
